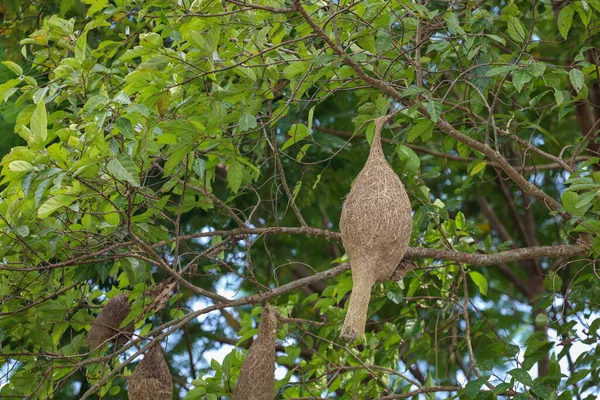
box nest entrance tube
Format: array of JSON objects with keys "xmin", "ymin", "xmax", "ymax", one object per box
[{"xmin": 339, "ymin": 115, "xmax": 413, "ymax": 341}]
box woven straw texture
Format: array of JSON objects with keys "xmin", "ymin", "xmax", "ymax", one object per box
[
  {"xmin": 86, "ymin": 293, "xmax": 133, "ymax": 349},
  {"xmin": 128, "ymin": 343, "xmax": 173, "ymax": 400},
  {"xmin": 233, "ymin": 304, "xmax": 277, "ymax": 400},
  {"xmin": 339, "ymin": 116, "xmax": 412, "ymax": 341}
]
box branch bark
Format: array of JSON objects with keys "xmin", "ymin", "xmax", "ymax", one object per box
[{"xmin": 292, "ymin": 0, "xmax": 566, "ymax": 217}]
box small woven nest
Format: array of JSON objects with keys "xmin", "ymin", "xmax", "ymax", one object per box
[
  {"xmin": 128, "ymin": 342, "xmax": 173, "ymax": 400},
  {"xmin": 233, "ymin": 304, "xmax": 277, "ymax": 400},
  {"xmin": 86, "ymin": 293, "xmax": 134, "ymax": 349},
  {"xmin": 339, "ymin": 116, "xmax": 413, "ymax": 341}
]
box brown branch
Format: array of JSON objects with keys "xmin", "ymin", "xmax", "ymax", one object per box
[
  {"xmin": 315, "ymin": 126, "xmax": 589, "ymax": 172},
  {"xmin": 377, "ymin": 387, "xmax": 462, "ymax": 399},
  {"xmin": 268, "ymin": 124, "xmax": 308, "ymax": 227},
  {"xmin": 224, "ymin": 0, "xmax": 295, "ymax": 13},
  {"xmin": 406, "ymin": 244, "xmax": 586, "ymax": 266},
  {"xmin": 292, "ymin": 0, "xmax": 565, "ymax": 216},
  {"xmin": 78, "ymin": 237, "xmax": 584, "ymax": 398},
  {"xmin": 0, "ymin": 226, "xmax": 587, "ymax": 272}
]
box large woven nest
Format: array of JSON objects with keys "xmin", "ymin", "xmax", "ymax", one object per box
[
  {"xmin": 233, "ymin": 304, "xmax": 277, "ymax": 400},
  {"xmin": 86, "ymin": 293, "xmax": 134, "ymax": 349},
  {"xmin": 339, "ymin": 116, "xmax": 412, "ymax": 341},
  {"xmin": 128, "ymin": 342, "xmax": 173, "ymax": 400}
]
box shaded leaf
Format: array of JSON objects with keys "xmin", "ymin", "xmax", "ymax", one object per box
[
  {"xmin": 558, "ymin": 5, "xmax": 575, "ymax": 39},
  {"xmin": 31, "ymin": 99, "xmax": 48, "ymax": 141},
  {"xmin": 569, "ymin": 69, "xmax": 584, "ymax": 93},
  {"xmin": 107, "ymin": 156, "xmax": 140, "ymax": 186},
  {"xmin": 469, "ymin": 271, "xmax": 488, "ymax": 296},
  {"xmin": 38, "ymin": 195, "xmax": 76, "ymax": 218}
]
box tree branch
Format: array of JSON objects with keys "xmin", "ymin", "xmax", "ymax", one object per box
[{"xmin": 292, "ymin": 0, "xmax": 566, "ymax": 216}]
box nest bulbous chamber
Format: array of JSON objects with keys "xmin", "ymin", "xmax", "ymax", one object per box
[
  {"xmin": 233, "ymin": 304, "xmax": 277, "ymax": 400},
  {"xmin": 86, "ymin": 293, "xmax": 134, "ymax": 349},
  {"xmin": 128, "ymin": 343, "xmax": 173, "ymax": 400},
  {"xmin": 339, "ymin": 116, "xmax": 412, "ymax": 341}
]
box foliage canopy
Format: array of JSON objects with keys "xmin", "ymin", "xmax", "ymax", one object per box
[{"xmin": 1, "ymin": 0, "xmax": 600, "ymax": 399}]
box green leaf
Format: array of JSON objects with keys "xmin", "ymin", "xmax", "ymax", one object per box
[
  {"xmin": 1, "ymin": 61, "xmax": 23, "ymax": 76},
  {"xmin": 558, "ymin": 5, "xmax": 575, "ymax": 39},
  {"xmin": 238, "ymin": 113, "xmax": 257, "ymax": 132},
  {"xmin": 31, "ymin": 99, "xmax": 48, "ymax": 141},
  {"xmin": 535, "ymin": 313, "xmax": 549, "ymax": 326},
  {"xmin": 408, "ymin": 120, "xmax": 434, "ymax": 142},
  {"xmin": 281, "ymin": 123, "xmax": 310, "ymax": 150},
  {"xmin": 192, "ymin": 158, "xmax": 206, "ymax": 179},
  {"xmin": 0, "ymin": 78, "xmax": 21, "ymax": 99},
  {"xmin": 103, "ymin": 203, "xmax": 120, "ymax": 226},
  {"xmin": 589, "ymin": 0, "xmax": 600, "ymax": 12},
  {"xmin": 566, "ymin": 369, "xmax": 591, "ymax": 386},
  {"xmin": 283, "ymin": 61, "xmax": 309, "ymax": 80},
  {"xmin": 455, "ymin": 211, "xmax": 466, "ymax": 230},
  {"xmin": 424, "ymin": 373, "xmax": 435, "ymax": 400},
  {"xmin": 544, "ymin": 271, "xmax": 563, "ymax": 292},
  {"xmin": 561, "ymin": 191, "xmax": 579, "ymax": 214},
  {"xmin": 35, "ymin": 177, "xmax": 52, "ymax": 207},
  {"xmin": 375, "ymin": 30, "xmax": 393, "ymax": 53},
  {"xmin": 227, "ymin": 161, "xmax": 243, "ymax": 194},
  {"xmin": 445, "ymin": 12, "xmax": 465, "ymax": 35},
  {"xmin": 38, "ymin": 195, "xmax": 76, "ymax": 218},
  {"xmin": 296, "ymin": 144, "xmax": 311, "ymax": 162},
  {"xmin": 469, "ymin": 160, "xmax": 487, "ymax": 176},
  {"xmin": 507, "ymin": 17, "xmax": 526, "ymax": 43},
  {"xmin": 528, "ymin": 123, "xmax": 560, "ymax": 145},
  {"xmin": 75, "ymin": 30, "xmax": 87, "ymax": 62},
  {"xmin": 357, "ymin": 34, "xmax": 375, "ymax": 53},
  {"xmin": 8, "ymin": 160, "xmax": 35, "ymax": 172},
  {"xmin": 485, "ymin": 34, "xmax": 506, "ymax": 45},
  {"xmin": 469, "ymin": 271, "xmax": 488, "ymax": 296},
  {"xmin": 291, "ymin": 180, "xmax": 302, "ymax": 204},
  {"xmin": 464, "ymin": 376, "xmax": 489, "ymax": 399},
  {"xmin": 426, "ymin": 101, "xmax": 442, "ymax": 123},
  {"xmin": 456, "ymin": 141, "xmax": 471, "ymax": 159},
  {"xmin": 397, "ymin": 144, "xmax": 420, "ymax": 173},
  {"xmin": 184, "ymin": 387, "xmax": 205, "ymax": 399},
  {"xmin": 554, "ymin": 88, "xmax": 564, "ymax": 107},
  {"xmin": 493, "ymin": 383, "xmax": 513, "ymax": 394},
  {"xmin": 115, "ymin": 117, "xmax": 134, "ymax": 139},
  {"xmin": 486, "ymin": 65, "xmax": 517, "ymax": 76},
  {"xmin": 307, "ymin": 106, "xmax": 315, "ymax": 133},
  {"xmin": 526, "ymin": 62, "xmax": 546, "ymax": 77},
  {"xmin": 569, "ymin": 69, "xmax": 584, "ymax": 93},
  {"xmin": 508, "ymin": 368, "xmax": 533, "ymax": 387},
  {"xmin": 107, "ymin": 156, "xmax": 140, "ymax": 186},
  {"xmin": 512, "ymin": 69, "xmax": 532, "ymax": 92},
  {"xmin": 164, "ymin": 141, "xmax": 194, "ymax": 175}
]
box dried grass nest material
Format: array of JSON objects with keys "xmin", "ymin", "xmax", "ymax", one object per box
[
  {"xmin": 339, "ymin": 115, "xmax": 413, "ymax": 341},
  {"xmin": 233, "ymin": 304, "xmax": 277, "ymax": 400},
  {"xmin": 128, "ymin": 342, "xmax": 173, "ymax": 400},
  {"xmin": 86, "ymin": 293, "xmax": 134, "ymax": 349}
]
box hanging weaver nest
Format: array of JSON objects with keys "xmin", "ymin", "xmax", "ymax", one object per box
[
  {"xmin": 233, "ymin": 304, "xmax": 277, "ymax": 400},
  {"xmin": 339, "ymin": 115, "xmax": 413, "ymax": 341},
  {"xmin": 86, "ymin": 293, "xmax": 134, "ymax": 349},
  {"xmin": 128, "ymin": 342, "xmax": 173, "ymax": 400}
]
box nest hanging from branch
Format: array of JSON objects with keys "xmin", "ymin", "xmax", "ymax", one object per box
[
  {"xmin": 233, "ymin": 304, "xmax": 277, "ymax": 400},
  {"xmin": 339, "ymin": 115, "xmax": 413, "ymax": 341},
  {"xmin": 128, "ymin": 342, "xmax": 173, "ymax": 400},
  {"xmin": 86, "ymin": 293, "xmax": 134, "ymax": 349}
]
